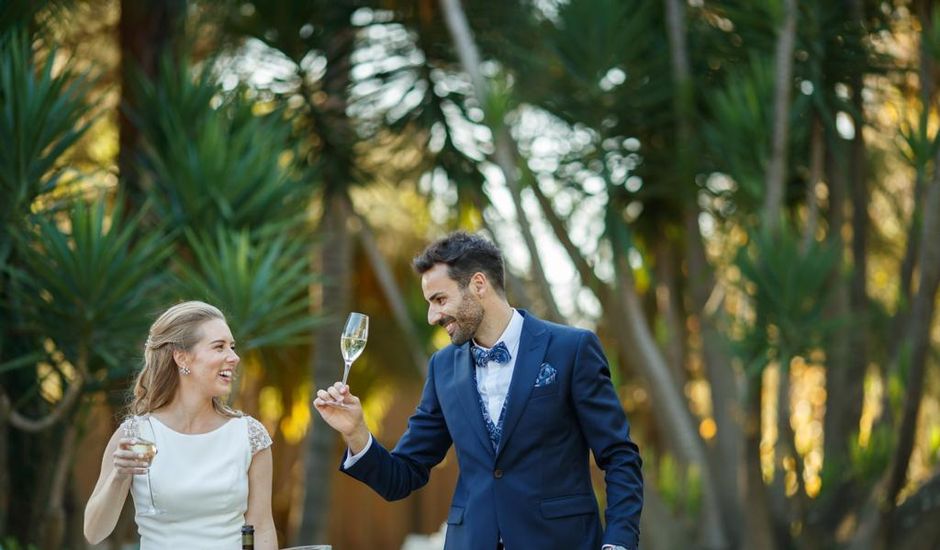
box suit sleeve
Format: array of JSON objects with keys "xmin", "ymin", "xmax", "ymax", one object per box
[
  {"xmin": 340, "ymin": 357, "xmax": 453, "ymax": 501},
  {"xmin": 572, "ymin": 331, "xmax": 643, "ymax": 549}
]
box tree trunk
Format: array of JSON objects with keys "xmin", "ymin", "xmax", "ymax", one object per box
[
  {"xmin": 353, "ymin": 209, "xmax": 428, "ymax": 377},
  {"xmin": 478, "ymin": 214, "xmax": 533, "ymax": 310},
  {"xmin": 891, "ymin": 470, "xmax": 940, "ymax": 550},
  {"xmin": 0, "ymin": 403, "xmax": 8, "ymax": 537},
  {"xmin": 684, "ymin": 210, "xmax": 745, "ymax": 548},
  {"xmin": 299, "ymin": 191, "xmax": 353, "ymax": 544},
  {"xmin": 437, "ymin": 0, "xmax": 563, "ymax": 322},
  {"xmin": 610, "ymin": 226, "xmax": 728, "ymax": 550},
  {"xmin": 763, "ymin": 0, "xmax": 798, "ymax": 235},
  {"xmin": 743, "ymin": 379, "xmax": 778, "ymax": 550},
  {"xmin": 641, "ymin": 479, "xmax": 693, "ymax": 550},
  {"xmin": 38, "ymin": 421, "xmax": 78, "ymax": 550},
  {"xmin": 802, "ymin": 117, "xmax": 825, "ymax": 250},
  {"xmin": 893, "ymin": 0, "xmax": 933, "ymax": 362},
  {"xmin": 849, "ymin": 151, "xmax": 940, "ymax": 550},
  {"xmin": 818, "ymin": 100, "xmax": 858, "ymax": 536},
  {"xmin": 297, "ymin": 17, "xmax": 357, "ymax": 543},
  {"xmin": 652, "ymin": 238, "xmax": 686, "ymax": 384},
  {"xmin": 882, "ymin": 177, "xmax": 940, "ymax": 524},
  {"xmin": 525, "ymin": 169, "xmax": 604, "ymax": 299},
  {"xmin": 118, "ymin": 0, "xmax": 185, "ymax": 208},
  {"xmin": 664, "ymin": 0, "xmax": 741, "ymax": 543}
]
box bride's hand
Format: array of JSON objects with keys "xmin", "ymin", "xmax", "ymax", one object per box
[{"xmin": 113, "ymin": 438, "xmax": 154, "ymax": 477}]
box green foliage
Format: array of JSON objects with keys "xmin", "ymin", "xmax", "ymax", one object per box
[
  {"xmin": 733, "ymin": 225, "xmax": 842, "ymax": 377},
  {"xmin": 653, "ymin": 453, "xmax": 703, "ymax": 519},
  {"xmin": 0, "ymin": 0, "xmax": 66, "ymax": 36},
  {"xmin": 923, "ymin": 8, "xmax": 940, "ymax": 63},
  {"xmin": 0, "ymin": 29, "xmax": 95, "ymax": 266},
  {"xmin": 8, "ymin": 198, "xmax": 171, "ymax": 374},
  {"xmin": 134, "ymin": 56, "xmax": 311, "ymax": 234},
  {"xmin": 173, "ymin": 227, "xmax": 321, "ymax": 350},
  {"xmin": 516, "ymin": 0, "xmax": 669, "ymax": 130},
  {"xmin": 849, "ymin": 424, "xmax": 894, "ymax": 483},
  {"xmin": 703, "ymin": 54, "xmax": 775, "ymax": 206},
  {"xmin": 0, "ymin": 536, "xmax": 39, "ymax": 550},
  {"xmin": 482, "ymin": 70, "xmax": 515, "ymax": 131}
]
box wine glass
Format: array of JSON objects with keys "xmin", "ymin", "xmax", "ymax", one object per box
[
  {"xmin": 340, "ymin": 312, "xmax": 368, "ymax": 386},
  {"xmin": 123, "ymin": 416, "xmax": 163, "ymax": 515}
]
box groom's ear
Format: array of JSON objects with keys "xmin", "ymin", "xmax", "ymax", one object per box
[{"xmin": 470, "ymin": 271, "xmax": 487, "ymax": 296}]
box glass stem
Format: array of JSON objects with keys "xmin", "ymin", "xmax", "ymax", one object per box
[
  {"xmin": 147, "ymin": 470, "xmax": 158, "ymax": 512},
  {"xmin": 341, "ymin": 361, "xmax": 352, "ymax": 386}
]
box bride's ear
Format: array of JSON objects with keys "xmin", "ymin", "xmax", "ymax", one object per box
[{"xmin": 173, "ymin": 349, "xmax": 189, "ymax": 369}]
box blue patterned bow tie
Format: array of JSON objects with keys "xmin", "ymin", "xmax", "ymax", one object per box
[{"xmin": 471, "ymin": 341, "xmax": 511, "ymax": 367}]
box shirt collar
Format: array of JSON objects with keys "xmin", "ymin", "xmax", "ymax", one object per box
[{"xmin": 472, "ymin": 308, "xmax": 523, "ymax": 357}]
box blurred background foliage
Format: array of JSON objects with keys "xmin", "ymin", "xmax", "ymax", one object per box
[{"xmin": 1, "ymin": 0, "xmax": 940, "ymax": 549}]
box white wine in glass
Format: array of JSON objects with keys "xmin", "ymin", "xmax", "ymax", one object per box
[
  {"xmin": 340, "ymin": 312, "xmax": 369, "ymax": 386},
  {"xmin": 123, "ymin": 416, "xmax": 163, "ymax": 515},
  {"xmin": 129, "ymin": 440, "xmax": 158, "ymax": 460}
]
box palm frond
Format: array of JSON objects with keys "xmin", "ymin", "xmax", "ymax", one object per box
[
  {"xmin": 733, "ymin": 224, "xmax": 843, "ymax": 374},
  {"xmin": 132, "ymin": 56, "xmax": 312, "ymax": 234},
  {"xmin": 0, "ymin": 29, "xmax": 96, "ymax": 264},
  {"xmin": 9, "ymin": 197, "xmax": 172, "ymax": 373},
  {"xmin": 172, "ymin": 227, "xmax": 322, "ymax": 351}
]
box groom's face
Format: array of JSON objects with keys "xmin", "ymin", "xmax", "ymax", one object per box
[{"xmin": 422, "ymin": 263, "xmax": 484, "ymax": 345}]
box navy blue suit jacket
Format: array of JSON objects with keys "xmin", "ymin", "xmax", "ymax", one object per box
[{"xmin": 342, "ymin": 311, "xmax": 643, "ymax": 549}]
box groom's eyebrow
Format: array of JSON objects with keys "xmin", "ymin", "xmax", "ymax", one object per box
[{"xmin": 427, "ymin": 291, "xmax": 444, "ymax": 302}]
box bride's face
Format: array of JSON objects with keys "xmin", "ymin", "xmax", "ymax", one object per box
[{"xmin": 176, "ymin": 319, "xmax": 239, "ymax": 397}]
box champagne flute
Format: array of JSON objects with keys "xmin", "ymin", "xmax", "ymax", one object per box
[
  {"xmin": 340, "ymin": 312, "xmax": 368, "ymax": 386},
  {"xmin": 123, "ymin": 416, "xmax": 162, "ymax": 515}
]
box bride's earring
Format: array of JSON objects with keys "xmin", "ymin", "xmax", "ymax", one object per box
[{"xmin": 179, "ymin": 366, "xmax": 191, "ymax": 375}]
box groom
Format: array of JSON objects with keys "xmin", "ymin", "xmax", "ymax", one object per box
[{"xmin": 314, "ymin": 232, "xmax": 642, "ymax": 550}]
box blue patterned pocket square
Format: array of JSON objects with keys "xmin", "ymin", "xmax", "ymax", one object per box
[{"xmin": 534, "ymin": 362, "xmax": 557, "ymax": 388}]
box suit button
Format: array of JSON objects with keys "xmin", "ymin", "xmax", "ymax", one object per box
[{"xmin": 494, "ymin": 469, "xmax": 503, "ymax": 478}]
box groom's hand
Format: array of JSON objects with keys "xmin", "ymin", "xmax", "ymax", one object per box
[{"xmin": 313, "ymin": 382, "xmax": 370, "ymax": 454}]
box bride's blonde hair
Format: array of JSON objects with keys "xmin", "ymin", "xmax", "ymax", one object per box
[{"xmin": 129, "ymin": 301, "xmax": 240, "ymax": 418}]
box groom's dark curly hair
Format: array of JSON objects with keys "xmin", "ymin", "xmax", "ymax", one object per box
[{"xmin": 413, "ymin": 231, "xmax": 506, "ymax": 294}]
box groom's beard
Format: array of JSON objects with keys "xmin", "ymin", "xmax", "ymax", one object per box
[{"xmin": 440, "ymin": 290, "xmax": 484, "ymax": 345}]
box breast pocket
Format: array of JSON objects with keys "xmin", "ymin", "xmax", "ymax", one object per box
[{"xmin": 530, "ymin": 381, "xmax": 559, "ymax": 399}]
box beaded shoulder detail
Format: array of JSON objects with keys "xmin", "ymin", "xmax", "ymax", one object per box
[{"xmin": 246, "ymin": 416, "xmax": 273, "ymax": 455}]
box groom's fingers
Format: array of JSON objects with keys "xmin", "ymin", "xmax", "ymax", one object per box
[{"xmin": 327, "ymin": 382, "xmax": 349, "ymax": 401}]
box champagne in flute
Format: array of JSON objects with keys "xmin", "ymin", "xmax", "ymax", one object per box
[
  {"xmin": 129, "ymin": 440, "xmax": 158, "ymax": 461},
  {"xmin": 339, "ymin": 312, "xmax": 368, "ymax": 389},
  {"xmin": 340, "ymin": 336, "xmax": 367, "ymax": 368}
]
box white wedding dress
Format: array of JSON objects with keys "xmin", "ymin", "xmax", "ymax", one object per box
[{"xmin": 128, "ymin": 414, "xmax": 272, "ymax": 550}]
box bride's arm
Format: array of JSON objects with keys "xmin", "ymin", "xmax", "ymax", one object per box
[
  {"xmin": 245, "ymin": 447, "xmax": 278, "ymax": 550},
  {"xmin": 83, "ymin": 427, "xmax": 148, "ymax": 544}
]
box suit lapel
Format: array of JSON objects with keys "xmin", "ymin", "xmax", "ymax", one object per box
[
  {"xmin": 495, "ymin": 313, "xmax": 550, "ymax": 460},
  {"xmin": 453, "ymin": 344, "xmax": 495, "ymax": 457}
]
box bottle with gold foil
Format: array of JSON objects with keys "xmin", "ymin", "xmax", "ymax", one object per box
[{"xmin": 241, "ymin": 524, "xmax": 254, "ymax": 550}]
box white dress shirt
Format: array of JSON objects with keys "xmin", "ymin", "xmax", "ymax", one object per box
[
  {"xmin": 345, "ymin": 309, "xmax": 524, "ymax": 468},
  {"xmin": 474, "ymin": 308, "xmax": 523, "ymax": 422}
]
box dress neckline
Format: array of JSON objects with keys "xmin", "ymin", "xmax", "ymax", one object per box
[{"xmin": 148, "ymin": 414, "xmax": 237, "ymax": 436}]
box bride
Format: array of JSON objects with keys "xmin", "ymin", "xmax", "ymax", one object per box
[{"xmin": 84, "ymin": 301, "xmax": 277, "ymax": 549}]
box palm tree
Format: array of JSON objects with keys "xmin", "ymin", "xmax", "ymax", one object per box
[{"xmin": 0, "ymin": 15, "xmax": 324, "ymax": 546}]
